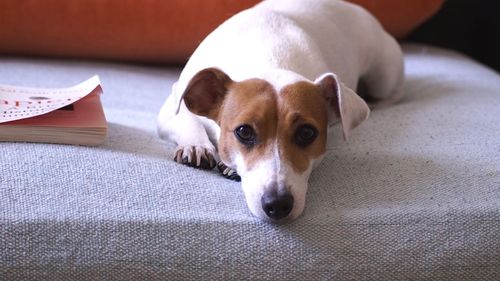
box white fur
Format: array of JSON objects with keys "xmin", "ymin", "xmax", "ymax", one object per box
[
  {"xmin": 233, "ymin": 142, "xmax": 314, "ymax": 221},
  {"xmin": 157, "ymin": 0, "xmax": 404, "ymax": 220}
]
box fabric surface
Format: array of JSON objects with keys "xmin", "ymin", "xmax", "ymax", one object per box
[
  {"xmin": 1, "ymin": 44, "xmax": 500, "ymax": 280},
  {"xmin": 0, "ymin": 0, "xmax": 443, "ymax": 63}
]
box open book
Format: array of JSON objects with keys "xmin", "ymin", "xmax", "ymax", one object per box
[{"xmin": 0, "ymin": 76, "xmax": 107, "ymax": 146}]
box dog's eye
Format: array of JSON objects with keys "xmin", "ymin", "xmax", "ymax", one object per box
[
  {"xmin": 294, "ymin": 124, "xmax": 318, "ymax": 147},
  {"xmin": 234, "ymin": 125, "xmax": 257, "ymax": 146}
]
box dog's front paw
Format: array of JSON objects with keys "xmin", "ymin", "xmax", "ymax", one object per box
[
  {"xmin": 217, "ymin": 161, "xmax": 241, "ymax": 182},
  {"xmin": 174, "ymin": 146, "xmax": 216, "ymax": 170}
]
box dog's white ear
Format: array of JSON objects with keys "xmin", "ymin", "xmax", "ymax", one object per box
[
  {"xmin": 315, "ymin": 73, "xmax": 370, "ymax": 140},
  {"xmin": 182, "ymin": 67, "xmax": 233, "ymax": 121}
]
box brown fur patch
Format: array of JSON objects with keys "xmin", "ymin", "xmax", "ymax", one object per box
[
  {"xmin": 218, "ymin": 79, "xmax": 278, "ymax": 169},
  {"xmin": 278, "ymin": 82, "xmax": 328, "ymax": 173},
  {"xmin": 217, "ymin": 79, "xmax": 328, "ymax": 174},
  {"xmin": 183, "ymin": 68, "xmax": 233, "ymax": 120}
]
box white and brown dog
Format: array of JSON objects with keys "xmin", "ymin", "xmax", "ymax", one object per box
[{"xmin": 157, "ymin": 0, "xmax": 404, "ymax": 221}]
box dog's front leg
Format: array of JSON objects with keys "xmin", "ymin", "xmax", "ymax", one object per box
[
  {"xmin": 158, "ymin": 95, "xmax": 217, "ymax": 170},
  {"xmin": 173, "ymin": 115, "xmax": 217, "ymax": 169}
]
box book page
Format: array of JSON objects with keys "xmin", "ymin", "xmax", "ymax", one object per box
[
  {"xmin": 3, "ymin": 90, "xmax": 107, "ymax": 129},
  {"xmin": 0, "ymin": 76, "xmax": 101, "ymax": 123}
]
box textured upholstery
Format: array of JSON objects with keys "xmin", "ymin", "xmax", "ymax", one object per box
[{"xmin": 1, "ymin": 44, "xmax": 499, "ymax": 280}]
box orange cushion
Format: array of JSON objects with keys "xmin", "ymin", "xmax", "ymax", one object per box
[
  {"xmin": 0, "ymin": 0, "xmax": 261, "ymax": 64},
  {"xmin": 350, "ymin": 0, "xmax": 445, "ymax": 38},
  {"xmin": 0, "ymin": 0, "xmax": 443, "ymax": 63}
]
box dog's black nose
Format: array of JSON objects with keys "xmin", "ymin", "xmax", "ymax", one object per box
[{"xmin": 261, "ymin": 190, "xmax": 294, "ymax": 220}]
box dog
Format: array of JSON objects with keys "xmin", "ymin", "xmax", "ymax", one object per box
[{"xmin": 157, "ymin": 0, "xmax": 404, "ymax": 222}]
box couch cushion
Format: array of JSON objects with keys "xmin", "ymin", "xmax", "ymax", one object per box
[
  {"xmin": 350, "ymin": 0, "xmax": 444, "ymax": 38},
  {"xmin": 0, "ymin": 0, "xmax": 443, "ymax": 63},
  {"xmin": 1, "ymin": 45, "xmax": 499, "ymax": 280}
]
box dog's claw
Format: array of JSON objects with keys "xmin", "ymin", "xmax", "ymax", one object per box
[
  {"xmin": 174, "ymin": 146, "xmax": 216, "ymax": 170},
  {"xmin": 217, "ymin": 161, "xmax": 241, "ymax": 181}
]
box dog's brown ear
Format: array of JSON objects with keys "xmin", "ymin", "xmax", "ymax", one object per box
[
  {"xmin": 182, "ymin": 68, "xmax": 233, "ymax": 121},
  {"xmin": 315, "ymin": 73, "xmax": 370, "ymax": 141}
]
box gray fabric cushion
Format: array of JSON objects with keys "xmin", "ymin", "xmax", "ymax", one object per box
[{"xmin": 1, "ymin": 44, "xmax": 499, "ymax": 280}]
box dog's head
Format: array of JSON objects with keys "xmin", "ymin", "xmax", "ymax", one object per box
[{"xmin": 182, "ymin": 68, "xmax": 369, "ymax": 221}]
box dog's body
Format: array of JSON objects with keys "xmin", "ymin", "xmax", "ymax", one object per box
[{"xmin": 157, "ymin": 0, "xmax": 404, "ymax": 221}]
